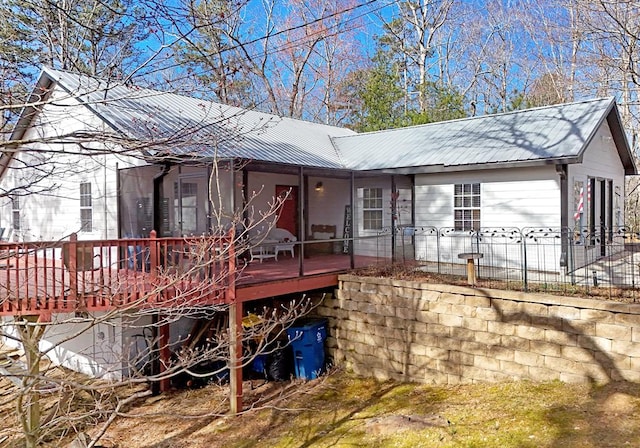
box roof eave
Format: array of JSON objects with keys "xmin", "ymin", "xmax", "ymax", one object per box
[
  {"xmin": 357, "ymin": 157, "xmax": 581, "ymax": 175},
  {"xmin": 0, "ymin": 70, "xmax": 56, "ymax": 182},
  {"xmin": 606, "ymin": 103, "xmax": 637, "ymax": 175}
]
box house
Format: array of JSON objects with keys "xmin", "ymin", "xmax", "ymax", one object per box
[
  {"xmin": 2, "ymin": 68, "xmax": 636, "ymax": 264},
  {"xmin": 0, "ymin": 67, "xmax": 636, "ymax": 385},
  {"xmin": 331, "ymin": 98, "xmax": 637, "ymax": 272}
]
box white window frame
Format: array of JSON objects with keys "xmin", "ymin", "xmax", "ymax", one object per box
[
  {"xmin": 362, "ymin": 187, "xmax": 383, "ymax": 231},
  {"xmin": 454, "ymin": 183, "xmax": 480, "ymax": 231},
  {"xmin": 11, "ymin": 197, "xmax": 20, "ymax": 231},
  {"xmin": 80, "ymin": 182, "xmax": 93, "ymax": 232}
]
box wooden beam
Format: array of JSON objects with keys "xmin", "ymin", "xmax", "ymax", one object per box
[{"xmin": 235, "ymin": 273, "xmax": 338, "ymax": 302}]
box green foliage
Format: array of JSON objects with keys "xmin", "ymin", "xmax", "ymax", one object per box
[
  {"xmin": 0, "ymin": 0, "xmax": 150, "ymax": 124},
  {"xmin": 177, "ymin": 0, "xmax": 252, "ymax": 105},
  {"xmin": 352, "ymin": 49, "xmax": 405, "ymax": 132},
  {"xmin": 351, "ymin": 48, "xmax": 467, "ymax": 132},
  {"xmin": 406, "ymin": 83, "xmax": 466, "ymax": 125}
]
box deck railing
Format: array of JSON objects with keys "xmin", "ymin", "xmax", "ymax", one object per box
[{"xmin": 0, "ymin": 231, "xmax": 235, "ymax": 316}]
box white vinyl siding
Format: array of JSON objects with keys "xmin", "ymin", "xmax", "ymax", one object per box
[
  {"xmin": 568, "ymin": 121, "xmax": 625, "ymax": 230},
  {"xmin": 415, "ymin": 166, "xmax": 560, "ymax": 230}
]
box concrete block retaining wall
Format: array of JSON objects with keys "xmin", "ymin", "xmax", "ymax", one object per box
[{"xmin": 316, "ymin": 275, "xmax": 640, "ymax": 384}]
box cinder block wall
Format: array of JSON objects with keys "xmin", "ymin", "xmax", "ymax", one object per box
[{"xmin": 316, "ymin": 275, "xmax": 640, "ymax": 384}]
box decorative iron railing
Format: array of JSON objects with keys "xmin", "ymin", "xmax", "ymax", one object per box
[{"xmin": 374, "ymin": 226, "xmax": 640, "ymax": 300}]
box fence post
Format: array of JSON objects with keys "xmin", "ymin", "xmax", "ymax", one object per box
[
  {"xmin": 569, "ymin": 227, "xmax": 576, "ymax": 285},
  {"xmin": 436, "ymin": 228, "xmax": 441, "ymax": 275},
  {"xmin": 521, "ymin": 229, "xmax": 528, "ymax": 292}
]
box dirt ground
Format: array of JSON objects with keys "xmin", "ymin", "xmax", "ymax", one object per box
[{"xmin": 9, "ymin": 370, "xmax": 632, "ymax": 448}]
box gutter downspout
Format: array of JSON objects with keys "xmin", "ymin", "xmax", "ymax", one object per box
[
  {"xmin": 557, "ymin": 164, "xmax": 568, "ymax": 270},
  {"xmin": 391, "ymin": 176, "xmax": 397, "ymax": 263}
]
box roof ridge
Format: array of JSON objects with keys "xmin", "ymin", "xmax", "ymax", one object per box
[
  {"xmin": 42, "ymin": 66, "xmax": 355, "ymax": 135},
  {"xmin": 333, "ymin": 97, "xmax": 615, "ymax": 140}
]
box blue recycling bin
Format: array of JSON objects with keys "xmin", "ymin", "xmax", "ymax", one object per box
[{"xmin": 286, "ymin": 319, "xmax": 327, "ymax": 380}]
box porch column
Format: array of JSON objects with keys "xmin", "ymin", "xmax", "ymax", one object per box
[
  {"xmin": 350, "ymin": 172, "xmax": 355, "ymax": 269},
  {"xmin": 298, "ymin": 166, "xmax": 305, "ymax": 276}
]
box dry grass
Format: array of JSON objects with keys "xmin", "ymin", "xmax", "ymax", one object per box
[
  {"xmin": 2, "ymin": 367, "xmax": 640, "ymax": 447},
  {"xmin": 80, "ymin": 370, "xmax": 640, "ymax": 447}
]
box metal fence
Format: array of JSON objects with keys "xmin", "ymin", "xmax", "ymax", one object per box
[{"xmin": 373, "ymin": 226, "xmax": 640, "ymax": 301}]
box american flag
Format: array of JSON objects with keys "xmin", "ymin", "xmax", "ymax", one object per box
[{"xmin": 574, "ymin": 182, "xmax": 590, "ymax": 220}]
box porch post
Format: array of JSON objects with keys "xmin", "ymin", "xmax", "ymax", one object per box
[
  {"xmin": 298, "ymin": 166, "xmax": 305, "ymax": 276},
  {"xmin": 350, "ymin": 171, "xmax": 355, "ymax": 269}
]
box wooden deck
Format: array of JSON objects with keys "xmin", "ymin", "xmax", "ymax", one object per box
[{"xmin": 0, "ymin": 234, "xmax": 384, "ymax": 317}]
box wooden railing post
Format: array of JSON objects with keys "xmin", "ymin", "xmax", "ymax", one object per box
[
  {"xmin": 67, "ymin": 233, "xmax": 78, "ymax": 309},
  {"xmin": 149, "ymin": 230, "xmax": 158, "ymax": 276}
]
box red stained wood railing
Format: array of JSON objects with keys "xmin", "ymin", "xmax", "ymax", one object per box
[{"xmin": 0, "ymin": 231, "xmax": 235, "ymax": 316}]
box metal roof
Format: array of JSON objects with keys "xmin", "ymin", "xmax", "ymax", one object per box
[
  {"xmin": 13, "ymin": 69, "xmax": 635, "ymax": 176},
  {"xmin": 42, "ymin": 67, "xmax": 355, "ymax": 169},
  {"xmin": 332, "ymin": 97, "xmax": 635, "ymax": 173}
]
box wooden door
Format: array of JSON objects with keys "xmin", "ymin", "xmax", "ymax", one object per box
[{"xmin": 276, "ymin": 185, "xmax": 298, "ymax": 237}]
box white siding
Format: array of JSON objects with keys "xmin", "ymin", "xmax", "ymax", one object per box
[
  {"xmin": 6, "ymin": 87, "xmax": 142, "ymax": 241},
  {"xmin": 414, "ymin": 166, "xmax": 561, "ymax": 271},
  {"xmin": 568, "ymin": 120, "xmax": 625, "ymax": 228},
  {"xmin": 414, "ymin": 166, "xmax": 560, "ymax": 229},
  {"xmin": 2, "ymin": 313, "xmax": 124, "ymax": 381},
  {"xmin": 307, "ymin": 176, "xmax": 350, "ymax": 240},
  {"xmin": 351, "ymin": 175, "xmax": 412, "ymax": 257}
]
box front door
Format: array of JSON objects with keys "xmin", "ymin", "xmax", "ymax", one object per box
[{"xmin": 276, "ymin": 185, "xmax": 298, "ymax": 237}]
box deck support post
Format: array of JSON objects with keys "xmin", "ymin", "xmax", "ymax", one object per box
[
  {"xmin": 226, "ymin": 226, "xmax": 242, "ymax": 415},
  {"xmin": 159, "ymin": 316, "xmax": 171, "ymax": 393},
  {"xmin": 17, "ymin": 315, "xmax": 45, "ymax": 448},
  {"xmin": 229, "ymin": 300, "xmax": 243, "ymax": 415}
]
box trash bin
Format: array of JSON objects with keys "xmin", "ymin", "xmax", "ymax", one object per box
[{"xmin": 286, "ymin": 319, "xmax": 327, "ymax": 380}]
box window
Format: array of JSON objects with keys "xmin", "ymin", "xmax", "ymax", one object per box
[
  {"xmin": 11, "ymin": 197, "xmax": 20, "ymax": 231},
  {"xmin": 454, "ymin": 183, "xmax": 480, "ymax": 231},
  {"xmin": 174, "ymin": 180, "xmax": 198, "ymax": 235},
  {"xmin": 80, "ymin": 182, "xmax": 92, "ymax": 232},
  {"xmin": 363, "ymin": 188, "xmax": 383, "ymax": 230}
]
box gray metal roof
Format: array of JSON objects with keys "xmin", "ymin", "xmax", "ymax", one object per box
[
  {"xmin": 17, "ymin": 68, "xmax": 634, "ymax": 176},
  {"xmin": 42, "ymin": 67, "xmax": 355, "ymax": 169},
  {"xmin": 332, "ymin": 97, "xmax": 635, "ymax": 173}
]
